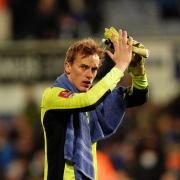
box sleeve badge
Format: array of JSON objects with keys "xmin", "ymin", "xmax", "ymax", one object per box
[{"xmin": 58, "ymin": 90, "xmax": 73, "ymax": 98}]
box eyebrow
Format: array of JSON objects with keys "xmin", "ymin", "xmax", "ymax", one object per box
[
  {"xmin": 80, "ymin": 64, "xmax": 89, "ymax": 68},
  {"xmin": 80, "ymin": 64, "xmax": 99, "ymax": 69}
]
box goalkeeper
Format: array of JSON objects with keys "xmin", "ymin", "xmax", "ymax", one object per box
[{"xmin": 40, "ymin": 28, "xmax": 149, "ymax": 180}]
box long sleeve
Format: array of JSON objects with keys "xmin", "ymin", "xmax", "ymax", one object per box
[
  {"xmin": 89, "ymin": 83, "xmax": 148, "ymax": 141},
  {"xmin": 126, "ymin": 73, "xmax": 149, "ymax": 107},
  {"xmin": 41, "ymin": 67, "xmax": 124, "ymax": 112}
]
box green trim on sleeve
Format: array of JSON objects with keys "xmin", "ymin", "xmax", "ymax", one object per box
[{"xmin": 132, "ymin": 73, "xmax": 148, "ymax": 90}]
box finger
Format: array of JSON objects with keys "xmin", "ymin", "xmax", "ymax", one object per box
[
  {"xmin": 119, "ymin": 29, "xmax": 122, "ymax": 38},
  {"xmin": 122, "ymin": 30, "xmax": 128, "ymax": 45},
  {"xmin": 128, "ymin": 36, "xmax": 133, "ymax": 46},
  {"xmin": 111, "ymin": 33, "xmax": 118, "ymax": 51},
  {"xmin": 118, "ymin": 29, "xmax": 123, "ymax": 46}
]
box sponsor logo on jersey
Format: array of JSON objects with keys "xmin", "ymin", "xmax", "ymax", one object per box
[{"xmin": 58, "ymin": 90, "xmax": 73, "ymax": 98}]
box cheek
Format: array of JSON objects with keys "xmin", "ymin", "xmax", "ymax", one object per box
[
  {"xmin": 71, "ymin": 68, "xmax": 85, "ymax": 81},
  {"xmin": 76, "ymin": 69, "xmax": 85, "ymax": 77},
  {"xmin": 71, "ymin": 66, "xmax": 81, "ymax": 75},
  {"xmin": 93, "ymin": 71, "xmax": 98, "ymax": 78}
]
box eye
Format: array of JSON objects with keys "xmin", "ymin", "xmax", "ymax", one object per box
[
  {"xmin": 92, "ymin": 67, "xmax": 98, "ymax": 73},
  {"xmin": 80, "ymin": 64, "xmax": 88, "ymax": 70}
]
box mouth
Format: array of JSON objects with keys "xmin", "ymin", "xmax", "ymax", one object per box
[{"xmin": 82, "ymin": 81, "xmax": 92, "ymax": 88}]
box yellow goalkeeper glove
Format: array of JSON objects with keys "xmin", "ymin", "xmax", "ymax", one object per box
[
  {"xmin": 103, "ymin": 26, "xmax": 148, "ymax": 76},
  {"xmin": 128, "ymin": 53, "xmax": 145, "ymax": 76},
  {"xmin": 128, "ymin": 40, "xmax": 146, "ymax": 76},
  {"xmin": 103, "ymin": 26, "xmax": 149, "ymax": 58}
]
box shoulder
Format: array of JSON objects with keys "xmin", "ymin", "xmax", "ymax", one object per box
[
  {"xmin": 41, "ymin": 87, "xmax": 74, "ymax": 109},
  {"xmin": 42, "ymin": 87, "xmax": 73, "ymax": 99}
]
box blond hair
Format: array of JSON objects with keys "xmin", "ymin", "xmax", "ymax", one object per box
[{"xmin": 65, "ymin": 38, "xmax": 104, "ymax": 63}]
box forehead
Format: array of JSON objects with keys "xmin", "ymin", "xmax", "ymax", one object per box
[{"xmin": 74, "ymin": 53, "xmax": 101, "ymax": 66}]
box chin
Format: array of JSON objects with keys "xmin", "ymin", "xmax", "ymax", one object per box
[{"xmin": 79, "ymin": 87, "xmax": 89, "ymax": 92}]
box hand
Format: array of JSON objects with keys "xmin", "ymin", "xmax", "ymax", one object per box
[
  {"xmin": 103, "ymin": 27, "xmax": 149, "ymax": 58},
  {"xmin": 128, "ymin": 42, "xmax": 146, "ymax": 76},
  {"xmin": 105, "ymin": 29, "xmax": 133, "ymax": 73},
  {"xmin": 128, "ymin": 53, "xmax": 145, "ymax": 76}
]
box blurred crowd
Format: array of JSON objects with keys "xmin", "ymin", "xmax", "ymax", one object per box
[
  {"xmin": 157, "ymin": 0, "xmax": 180, "ymax": 20},
  {"xmin": 0, "ymin": 0, "xmax": 180, "ymax": 180},
  {"xmin": 97, "ymin": 92, "xmax": 180, "ymax": 180},
  {"xmin": 0, "ymin": 83, "xmax": 180, "ymax": 180},
  {"xmin": 0, "ymin": 0, "xmax": 103, "ymax": 40},
  {"xmin": 0, "ymin": 84, "xmax": 44, "ymax": 180},
  {"xmin": 0, "ymin": 0, "xmax": 180, "ymax": 40}
]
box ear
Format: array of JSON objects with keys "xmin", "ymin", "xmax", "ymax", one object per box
[{"xmin": 64, "ymin": 61, "xmax": 72, "ymax": 74}]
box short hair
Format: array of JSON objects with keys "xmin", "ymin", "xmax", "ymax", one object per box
[{"xmin": 65, "ymin": 38, "xmax": 104, "ymax": 63}]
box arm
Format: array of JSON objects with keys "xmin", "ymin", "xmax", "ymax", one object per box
[
  {"xmin": 41, "ymin": 67, "xmax": 124, "ymax": 112},
  {"xmin": 90, "ymin": 72, "xmax": 148, "ymax": 139},
  {"xmin": 125, "ymin": 73, "xmax": 149, "ymax": 107},
  {"xmin": 42, "ymin": 29, "xmax": 133, "ymax": 112},
  {"xmin": 103, "ymin": 26, "xmax": 149, "ymax": 108},
  {"xmin": 126, "ymin": 39, "xmax": 149, "ymax": 107}
]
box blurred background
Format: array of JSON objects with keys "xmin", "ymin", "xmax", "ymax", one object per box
[{"xmin": 0, "ymin": 0, "xmax": 180, "ymax": 179}]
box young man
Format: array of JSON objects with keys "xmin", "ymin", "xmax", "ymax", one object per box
[{"xmin": 41, "ymin": 30, "xmax": 148, "ymax": 180}]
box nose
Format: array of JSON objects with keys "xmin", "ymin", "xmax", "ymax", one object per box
[{"xmin": 86, "ymin": 69, "xmax": 93, "ymax": 79}]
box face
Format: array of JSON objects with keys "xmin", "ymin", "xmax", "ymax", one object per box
[{"xmin": 65, "ymin": 53, "xmax": 101, "ymax": 92}]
